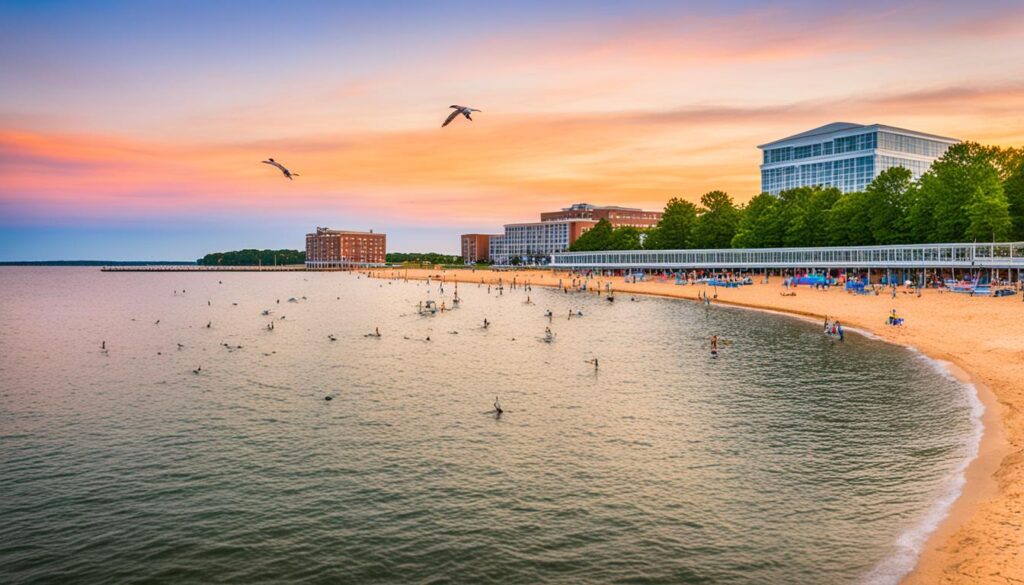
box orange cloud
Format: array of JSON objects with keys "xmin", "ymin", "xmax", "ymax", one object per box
[{"xmin": 3, "ymin": 82, "xmax": 1023, "ymax": 230}]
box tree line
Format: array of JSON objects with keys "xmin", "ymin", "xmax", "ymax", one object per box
[
  {"xmin": 197, "ymin": 249, "xmax": 306, "ymax": 266},
  {"xmin": 385, "ymin": 252, "xmax": 463, "ymax": 265},
  {"xmin": 197, "ymin": 250, "xmax": 466, "ymax": 266},
  {"xmin": 569, "ymin": 142, "xmax": 1024, "ymax": 252}
]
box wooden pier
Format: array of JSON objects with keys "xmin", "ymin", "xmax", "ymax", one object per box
[{"xmin": 101, "ymin": 265, "xmax": 308, "ymax": 272}]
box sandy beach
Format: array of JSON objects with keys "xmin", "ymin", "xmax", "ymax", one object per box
[{"xmin": 372, "ymin": 267, "xmax": 1023, "ymax": 584}]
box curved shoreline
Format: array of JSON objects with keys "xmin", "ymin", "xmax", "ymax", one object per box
[{"xmin": 370, "ymin": 267, "xmax": 1018, "ymax": 584}]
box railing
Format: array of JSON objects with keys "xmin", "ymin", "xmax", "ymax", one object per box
[{"xmin": 550, "ymin": 242, "xmax": 1024, "ymax": 270}]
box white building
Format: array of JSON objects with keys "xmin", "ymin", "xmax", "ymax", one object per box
[
  {"xmin": 758, "ymin": 122, "xmax": 959, "ymax": 195},
  {"xmin": 488, "ymin": 219, "xmax": 596, "ymax": 264}
]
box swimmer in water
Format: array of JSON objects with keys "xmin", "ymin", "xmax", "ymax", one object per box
[
  {"xmin": 483, "ymin": 318, "xmax": 490, "ymax": 329},
  {"xmin": 711, "ymin": 335, "xmax": 719, "ymax": 356},
  {"xmin": 494, "ymin": 397, "xmax": 503, "ymax": 417}
]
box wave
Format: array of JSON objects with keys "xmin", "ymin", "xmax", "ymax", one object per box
[{"xmin": 858, "ymin": 354, "xmax": 984, "ymax": 585}]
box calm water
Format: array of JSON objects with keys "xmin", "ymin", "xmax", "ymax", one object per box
[{"xmin": 0, "ymin": 267, "xmax": 979, "ymax": 585}]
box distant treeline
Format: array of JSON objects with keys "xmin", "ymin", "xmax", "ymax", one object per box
[
  {"xmin": 0, "ymin": 260, "xmax": 193, "ymax": 266},
  {"xmin": 386, "ymin": 252, "xmax": 463, "ymax": 265},
  {"xmin": 569, "ymin": 142, "xmax": 1024, "ymax": 253},
  {"xmin": 197, "ymin": 249, "xmax": 306, "ymax": 266}
]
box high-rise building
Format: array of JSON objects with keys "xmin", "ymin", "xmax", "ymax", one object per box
[
  {"xmin": 305, "ymin": 227, "xmax": 386, "ymax": 269},
  {"xmin": 758, "ymin": 122, "xmax": 959, "ymax": 195}
]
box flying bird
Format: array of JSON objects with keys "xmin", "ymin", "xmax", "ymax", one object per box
[
  {"xmin": 442, "ymin": 105, "xmax": 480, "ymax": 128},
  {"xmin": 261, "ymin": 158, "xmax": 299, "ymax": 180}
]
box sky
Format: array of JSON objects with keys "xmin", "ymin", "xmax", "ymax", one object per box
[{"xmin": 2, "ymin": 0, "xmax": 1023, "ymax": 260}]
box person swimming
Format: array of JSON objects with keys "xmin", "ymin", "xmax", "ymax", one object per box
[
  {"xmin": 494, "ymin": 397, "xmax": 503, "ymax": 417},
  {"xmin": 483, "ymin": 318, "xmax": 490, "ymax": 329},
  {"xmin": 711, "ymin": 335, "xmax": 719, "ymax": 357}
]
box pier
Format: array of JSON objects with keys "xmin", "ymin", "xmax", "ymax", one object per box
[
  {"xmin": 101, "ymin": 265, "xmax": 307, "ymax": 272},
  {"xmin": 550, "ymin": 242, "xmax": 1024, "ymax": 273}
]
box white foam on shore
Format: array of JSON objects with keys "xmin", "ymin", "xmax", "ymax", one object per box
[{"xmin": 858, "ymin": 351, "xmax": 985, "ymax": 585}]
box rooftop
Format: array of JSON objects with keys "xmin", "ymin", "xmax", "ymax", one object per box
[
  {"xmin": 310, "ymin": 227, "xmax": 383, "ymax": 236},
  {"xmin": 758, "ymin": 122, "xmax": 959, "ymax": 149},
  {"xmin": 558, "ymin": 203, "xmax": 643, "ymax": 212}
]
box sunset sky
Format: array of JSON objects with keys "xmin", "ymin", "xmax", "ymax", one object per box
[{"xmin": 2, "ymin": 0, "xmax": 1023, "ymax": 260}]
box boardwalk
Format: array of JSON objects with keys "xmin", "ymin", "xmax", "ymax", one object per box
[{"xmin": 551, "ymin": 242, "xmax": 1024, "ymax": 272}]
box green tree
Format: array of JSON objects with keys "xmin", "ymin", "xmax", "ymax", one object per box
[
  {"xmin": 197, "ymin": 249, "xmax": 306, "ymax": 266},
  {"xmin": 865, "ymin": 167, "xmax": 914, "ymax": 244},
  {"xmin": 1003, "ymin": 152, "xmax": 1024, "ymax": 240},
  {"xmin": 385, "ymin": 252, "xmax": 462, "ymax": 264},
  {"xmin": 568, "ymin": 218, "xmax": 614, "ymax": 251},
  {"xmin": 646, "ymin": 197, "xmax": 699, "ymax": 249},
  {"xmin": 731, "ymin": 192, "xmax": 777, "ymax": 248},
  {"xmin": 966, "ymin": 186, "xmax": 1012, "ymax": 242},
  {"xmin": 691, "ymin": 190, "xmax": 742, "ymax": 249},
  {"xmin": 783, "ymin": 186, "xmax": 841, "ymax": 247},
  {"xmin": 607, "ymin": 226, "xmax": 644, "ymax": 250},
  {"xmin": 826, "ymin": 191, "xmax": 874, "ymax": 246},
  {"xmin": 912, "ymin": 142, "xmax": 1006, "ymax": 242}
]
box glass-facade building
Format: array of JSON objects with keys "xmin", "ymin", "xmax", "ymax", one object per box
[{"xmin": 759, "ymin": 123, "xmax": 958, "ymax": 195}]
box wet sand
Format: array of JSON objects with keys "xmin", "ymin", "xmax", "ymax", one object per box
[{"xmin": 372, "ymin": 267, "xmax": 1023, "ymax": 584}]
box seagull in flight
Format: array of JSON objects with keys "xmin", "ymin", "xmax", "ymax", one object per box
[
  {"xmin": 261, "ymin": 158, "xmax": 299, "ymax": 180},
  {"xmin": 442, "ymin": 105, "xmax": 480, "ymax": 128}
]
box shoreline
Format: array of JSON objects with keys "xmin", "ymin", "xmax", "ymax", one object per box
[{"xmin": 370, "ymin": 267, "xmax": 1021, "ymax": 584}]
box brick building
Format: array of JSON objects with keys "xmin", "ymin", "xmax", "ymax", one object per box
[
  {"xmin": 460, "ymin": 234, "xmax": 497, "ymax": 263},
  {"xmin": 539, "ymin": 203, "xmax": 662, "ymax": 228},
  {"xmin": 305, "ymin": 227, "xmax": 386, "ymax": 269}
]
